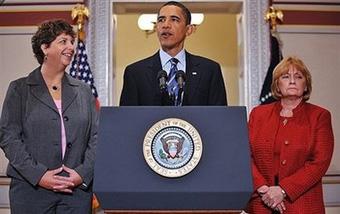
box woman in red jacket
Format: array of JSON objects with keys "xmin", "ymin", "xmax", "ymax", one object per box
[{"xmin": 246, "ymin": 56, "xmax": 334, "ymax": 214}]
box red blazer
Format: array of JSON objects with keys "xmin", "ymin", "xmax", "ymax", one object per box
[{"xmin": 246, "ymin": 101, "xmax": 334, "ymax": 214}]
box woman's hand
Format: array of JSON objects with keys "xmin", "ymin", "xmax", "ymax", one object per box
[
  {"xmin": 261, "ymin": 186, "xmax": 286, "ymax": 212},
  {"xmin": 38, "ymin": 167, "xmax": 74, "ymax": 193},
  {"xmin": 257, "ymin": 185, "xmax": 269, "ymax": 195},
  {"xmin": 274, "ymin": 201, "xmax": 286, "ymax": 214},
  {"xmin": 38, "ymin": 165, "xmax": 83, "ymax": 193},
  {"xmin": 61, "ymin": 165, "xmax": 83, "ymax": 187}
]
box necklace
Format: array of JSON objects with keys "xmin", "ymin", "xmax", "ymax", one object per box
[
  {"xmin": 49, "ymin": 85, "xmax": 61, "ymax": 92},
  {"xmin": 280, "ymin": 108, "xmax": 293, "ymax": 117}
]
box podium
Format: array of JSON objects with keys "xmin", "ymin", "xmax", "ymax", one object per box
[{"xmin": 94, "ymin": 106, "xmax": 252, "ymax": 213}]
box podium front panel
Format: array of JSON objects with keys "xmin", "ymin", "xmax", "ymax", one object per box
[{"xmin": 94, "ymin": 106, "xmax": 252, "ymax": 210}]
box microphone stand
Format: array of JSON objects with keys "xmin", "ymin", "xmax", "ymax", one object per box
[
  {"xmin": 158, "ymin": 70, "xmax": 173, "ymax": 106},
  {"xmin": 175, "ymin": 70, "xmax": 186, "ymax": 106},
  {"xmin": 161, "ymin": 89, "xmax": 173, "ymax": 106},
  {"xmin": 176, "ymin": 88, "xmax": 184, "ymax": 106}
]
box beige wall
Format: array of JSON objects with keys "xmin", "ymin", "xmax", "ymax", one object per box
[
  {"xmin": 114, "ymin": 13, "xmax": 238, "ymax": 106},
  {"xmin": 0, "ymin": 28, "xmax": 38, "ymax": 112}
]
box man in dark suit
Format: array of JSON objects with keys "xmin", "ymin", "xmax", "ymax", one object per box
[{"xmin": 120, "ymin": 1, "xmax": 227, "ymax": 106}]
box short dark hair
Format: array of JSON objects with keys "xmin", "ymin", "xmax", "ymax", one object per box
[
  {"xmin": 31, "ymin": 19, "xmax": 75, "ymax": 65},
  {"xmin": 159, "ymin": 1, "xmax": 191, "ymax": 25}
]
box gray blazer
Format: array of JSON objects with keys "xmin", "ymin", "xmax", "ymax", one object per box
[{"xmin": 0, "ymin": 67, "xmax": 98, "ymax": 189}]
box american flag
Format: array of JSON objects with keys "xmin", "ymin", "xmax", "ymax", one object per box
[
  {"xmin": 259, "ymin": 34, "xmax": 282, "ymax": 105},
  {"xmin": 69, "ymin": 39, "xmax": 101, "ymax": 209},
  {"xmin": 69, "ymin": 40, "xmax": 99, "ymax": 98}
]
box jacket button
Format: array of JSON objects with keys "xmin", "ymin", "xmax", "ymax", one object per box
[
  {"xmin": 67, "ymin": 143, "xmax": 72, "ymax": 148},
  {"xmin": 281, "ymin": 160, "xmax": 287, "ymax": 165},
  {"xmin": 63, "ymin": 116, "xmax": 69, "ymax": 121},
  {"xmin": 284, "ymin": 140, "xmax": 289, "ymax": 145}
]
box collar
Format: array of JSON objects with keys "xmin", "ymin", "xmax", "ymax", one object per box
[
  {"xmin": 159, "ymin": 49, "xmax": 186, "ymax": 73},
  {"xmin": 274, "ymin": 99, "xmax": 306, "ymax": 118},
  {"xmin": 26, "ymin": 67, "xmax": 80, "ymax": 90}
]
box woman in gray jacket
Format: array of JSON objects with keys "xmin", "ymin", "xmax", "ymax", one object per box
[{"xmin": 0, "ymin": 19, "xmax": 98, "ymax": 214}]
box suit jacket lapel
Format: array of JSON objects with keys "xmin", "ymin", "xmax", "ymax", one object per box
[
  {"xmin": 145, "ymin": 52, "xmax": 163, "ymax": 100},
  {"xmin": 26, "ymin": 68, "xmax": 79, "ymax": 114},
  {"xmin": 146, "ymin": 51, "xmax": 162, "ymax": 85},
  {"xmin": 27, "ymin": 67, "xmax": 59, "ymax": 113},
  {"xmin": 62, "ymin": 74, "xmax": 79, "ymax": 113},
  {"xmin": 184, "ymin": 51, "xmax": 201, "ymax": 104}
]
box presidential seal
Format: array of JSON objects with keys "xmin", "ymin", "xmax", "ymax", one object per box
[{"xmin": 143, "ymin": 118, "xmax": 203, "ymax": 178}]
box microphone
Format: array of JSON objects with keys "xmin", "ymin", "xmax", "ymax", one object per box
[
  {"xmin": 175, "ymin": 70, "xmax": 186, "ymax": 89},
  {"xmin": 157, "ymin": 70, "xmax": 168, "ymax": 91},
  {"xmin": 157, "ymin": 70, "xmax": 172, "ymax": 105},
  {"xmin": 175, "ymin": 70, "xmax": 186, "ymax": 106}
]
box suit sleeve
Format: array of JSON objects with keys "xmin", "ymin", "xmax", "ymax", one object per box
[
  {"xmin": 120, "ymin": 66, "xmax": 139, "ymax": 106},
  {"xmin": 74, "ymin": 91, "xmax": 98, "ymax": 188},
  {"xmin": 0, "ymin": 81, "xmax": 47, "ymax": 185},
  {"xmin": 249, "ymin": 108, "xmax": 268, "ymax": 194},
  {"xmin": 208, "ymin": 63, "xmax": 227, "ymax": 105},
  {"xmin": 279, "ymin": 110, "xmax": 334, "ymax": 202}
]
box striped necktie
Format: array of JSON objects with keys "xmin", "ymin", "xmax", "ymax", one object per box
[{"xmin": 167, "ymin": 58, "xmax": 179, "ymax": 102}]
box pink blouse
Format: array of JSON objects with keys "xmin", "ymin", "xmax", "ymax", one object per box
[{"xmin": 54, "ymin": 100, "xmax": 66, "ymax": 159}]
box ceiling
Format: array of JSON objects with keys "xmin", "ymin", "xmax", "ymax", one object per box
[{"xmin": 113, "ymin": 2, "xmax": 243, "ymax": 14}]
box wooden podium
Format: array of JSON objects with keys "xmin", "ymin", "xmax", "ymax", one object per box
[{"xmin": 94, "ymin": 107, "xmax": 252, "ymax": 213}]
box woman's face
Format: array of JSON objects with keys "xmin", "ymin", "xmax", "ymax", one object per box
[
  {"xmin": 277, "ymin": 66, "xmax": 307, "ymax": 99},
  {"xmin": 43, "ymin": 33, "xmax": 75, "ymax": 68}
]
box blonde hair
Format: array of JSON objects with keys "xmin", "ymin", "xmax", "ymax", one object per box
[{"xmin": 271, "ymin": 56, "xmax": 312, "ymax": 100}]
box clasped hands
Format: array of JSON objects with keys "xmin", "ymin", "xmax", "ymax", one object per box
[
  {"xmin": 38, "ymin": 165, "xmax": 83, "ymax": 193},
  {"xmin": 258, "ymin": 185, "xmax": 286, "ymax": 213}
]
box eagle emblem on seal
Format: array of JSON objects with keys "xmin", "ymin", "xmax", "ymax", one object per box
[{"xmin": 161, "ymin": 136, "xmax": 185, "ymax": 159}]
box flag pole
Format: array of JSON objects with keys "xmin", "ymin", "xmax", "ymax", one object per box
[
  {"xmin": 259, "ymin": 6, "xmax": 284, "ymax": 104},
  {"xmin": 70, "ymin": 5, "xmax": 100, "ymax": 213},
  {"xmin": 71, "ymin": 4, "xmax": 89, "ymax": 80}
]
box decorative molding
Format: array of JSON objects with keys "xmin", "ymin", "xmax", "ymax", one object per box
[
  {"xmin": 0, "ymin": 26, "xmax": 36, "ymax": 34},
  {"xmin": 87, "ymin": 0, "xmax": 112, "ymax": 105},
  {"xmin": 0, "ymin": 178, "xmax": 10, "ymax": 186},
  {"xmin": 323, "ymin": 175, "xmax": 340, "ymax": 184},
  {"xmin": 274, "ymin": 4, "xmax": 340, "ymax": 11},
  {"xmin": 244, "ymin": 0, "xmax": 270, "ymax": 110},
  {"xmin": 280, "ymin": 10, "xmax": 340, "ymax": 25},
  {"xmin": 273, "ymin": 0, "xmax": 340, "ymax": 5},
  {"xmin": 0, "ymin": 1, "xmax": 82, "ymax": 12},
  {"xmin": 0, "ymin": 11, "xmax": 74, "ymax": 26},
  {"xmin": 278, "ymin": 25, "xmax": 340, "ymax": 33}
]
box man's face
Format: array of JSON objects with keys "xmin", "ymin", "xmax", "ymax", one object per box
[{"xmin": 156, "ymin": 5, "xmax": 192, "ymax": 56}]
